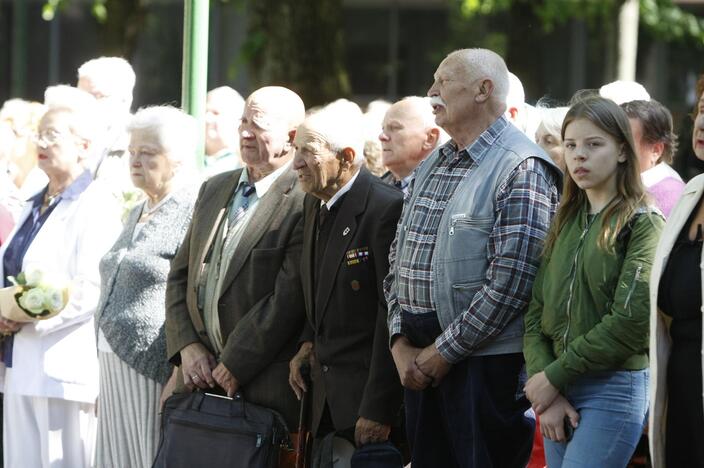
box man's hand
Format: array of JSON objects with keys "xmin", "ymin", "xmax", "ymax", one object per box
[
  {"xmin": 0, "ymin": 317, "xmax": 22, "ymax": 335},
  {"xmin": 390, "ymin": 336, "xmax": 432, "ymax": 391},
  {"xmin": 414, "ymin": 343, "xmax": 451, "ymax": 387},
  {"xmin": 213, "ymin": 363, "xmax": 240, "ymax": 397},
  {"xmin": 539, "ymin": 394, "xmax": 580, "ymax": 443},
  {"xmin": 179, "ymin": 342, "xmax": 216, "ymax": 390},
  {"xmin": 289, "ymin": 341, "xmax": 314, "ymax": 400},
  {"xmin": 524, "ymin": 371, "xmax": 559, "ymax": 414},
  {"xmin": 160, "ymin": 367, "xmax": 180, "ymax": 411},
  {"xmin": 354, "ymin": 417, "xmax": 391, "ymax": 447}
]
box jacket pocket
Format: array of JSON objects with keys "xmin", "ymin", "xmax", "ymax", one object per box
[{"xmin": 451, "ymin": 280, "xmax": 485, "ymax": 313}]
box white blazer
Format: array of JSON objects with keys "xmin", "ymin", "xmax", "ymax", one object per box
[
  {"xmin": 0, "ymin": 178, "xmax": 122, "ymax": 403},
  {"xmin": 649, "ymin": 173, "xmax": 704, "ymax": 467}
]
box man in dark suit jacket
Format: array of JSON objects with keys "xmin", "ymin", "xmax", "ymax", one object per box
[
  {"xmin": 165, "ymin": 86, "xmax": 306, "ymax": 429},
  {"xmin": 288, "ymin": 107, "xmax": 404, "ymax": 448}
]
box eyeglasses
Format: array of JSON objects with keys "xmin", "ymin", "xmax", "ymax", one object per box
[{"xmin": 33, "ymin": 130, "xmax": 67, "ymax": 146}]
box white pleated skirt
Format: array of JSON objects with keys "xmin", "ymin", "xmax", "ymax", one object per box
[{"xmin": 95, "ymin": 351, "xmax": 162, "ymax": 468}]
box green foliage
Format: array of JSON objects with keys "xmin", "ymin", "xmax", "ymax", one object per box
[{"xmin": 460, "ymin": 0, "xmax": 704, "ymax": 44}]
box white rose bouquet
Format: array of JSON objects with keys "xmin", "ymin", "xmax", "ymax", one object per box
[{"xmin": 0, "ymin": 268, "xmax": 69, "ymax": 322}]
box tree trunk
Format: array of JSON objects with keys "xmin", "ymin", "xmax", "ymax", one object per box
[{"xmin": 246, "ymin": 0, "xmax": 350, "ymax": 107}]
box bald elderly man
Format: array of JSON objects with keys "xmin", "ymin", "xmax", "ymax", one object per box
[
  {"xmin": 385, "ymin": 49, "xmax": 561, "ymax": 467},
  {"xmin": 379, "ymin": 96, "xmax": 444, "ymax": 194},
  {"xmin": 165, "ymin": 86, "xmax": 307, "ymax": 430}
]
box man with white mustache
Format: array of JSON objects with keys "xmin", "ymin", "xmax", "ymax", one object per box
[{"xmin": 384, "ymin": 48, "xmax": 562, "ymax": 467}]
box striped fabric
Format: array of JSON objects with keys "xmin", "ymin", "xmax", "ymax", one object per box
[{"xmin": 96, "ymin": 352, "xmax": 162, "ymax": 468}]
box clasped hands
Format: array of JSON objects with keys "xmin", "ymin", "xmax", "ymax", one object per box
[
  {"xmin": 179, "ymin": 342, "xmax": 240, "ymax": 397},
  {"xmin": 524, "ymin": 371, "xmax": 580, "ymax": 443},
  {"xmin": 390, "ymin": 336, "xmax": 451, "ymax": 391}
]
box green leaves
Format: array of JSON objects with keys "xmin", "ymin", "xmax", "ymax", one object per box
[{"xmin": 460, "ymin": 0, "xmax": 704, "ymax": 45}]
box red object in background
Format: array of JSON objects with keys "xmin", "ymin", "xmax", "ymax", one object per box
[
  {"xmin": 528, "ymin": 417, "xmax": 546, "ymax": 468},
  {"xmin": 0, "ymin": 205, "xmax": 14, "ymax": 246}
]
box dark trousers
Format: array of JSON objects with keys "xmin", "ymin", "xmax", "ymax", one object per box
[{"xmin": 402, "ymin": 312, "xmax": 534, "ymax": 468}]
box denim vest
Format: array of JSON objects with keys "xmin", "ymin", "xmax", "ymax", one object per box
[{"xmin": 397, "ymin": 123, "xmax": 560, "ymax": 356}]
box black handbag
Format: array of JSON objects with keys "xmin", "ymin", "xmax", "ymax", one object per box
[{"xmin": 152, "ymin": 391, "xmax": 291, "ymax": 468}]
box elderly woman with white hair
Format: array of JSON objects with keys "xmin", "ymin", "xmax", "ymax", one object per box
[
  {"xmin": 0, "ymin": 102, "xmax": 123, "ymax": 467},
  {"xmin": 534, "ymin": 106, "xmax": 569, "ymax": 172},
  {"xmin": 94, "ymin": 106, "xmax": 199, "ymax": 467}
]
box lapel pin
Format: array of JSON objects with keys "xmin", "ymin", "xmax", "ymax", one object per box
[{"xmin": 343, "ymin": 227, "xmax": 350, "ymax": 236}]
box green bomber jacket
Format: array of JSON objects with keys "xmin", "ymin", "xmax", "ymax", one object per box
[{"xmin": 524, "ymin": 203, "xmax": 665, "ymax": 390}]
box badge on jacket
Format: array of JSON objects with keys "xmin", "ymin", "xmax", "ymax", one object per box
[{"xmin": 346, "ymin": 247, "xmax": 369, "ymax": 265}]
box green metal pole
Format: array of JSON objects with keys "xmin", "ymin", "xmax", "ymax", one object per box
[
  {"xmin": 182, "ymin": 0, "xmax": 209, "ymax": 170},
  {"xmin": 10, "ymin": 0, "xmax": 28, "ymax": 98}
]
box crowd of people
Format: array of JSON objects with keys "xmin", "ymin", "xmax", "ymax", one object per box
[{"xmin": 0, "ymin": 48, "xmax": 700, "ymax": 468}]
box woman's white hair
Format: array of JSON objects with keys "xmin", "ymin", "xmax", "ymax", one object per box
[
  {"xmin": 127, "ymin": 106, "xmax": 198, "ymax": 176},
  {"xmin": 536, "ymin": 106, "xmax": 569, "ymax": 140},
  {"xmin": 42, "ymin": 86, "xmax": 100, "ymax": 142},
  {"xmin": 304, "ymin": 104, "xmax": 365, "ymax": 165},
  {"xmin": 77, "ymin": 56, "xmax": 136, "ymax": 109}
]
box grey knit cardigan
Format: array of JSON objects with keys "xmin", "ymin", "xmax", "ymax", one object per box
[{"xmin": 95, "ymin": 186, "xmax": 197, "ymax": 384}]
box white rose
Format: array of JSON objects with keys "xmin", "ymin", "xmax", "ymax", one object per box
[
  {"xmin": 18, "ymin": 288, "xmax": 46, "ymax": 315},
  {"xmin": 24, "ymin": 269, "xmax": 44, "ymax": 287},
  {"xmin": 43, "ymin": 288, "xmax": 66, "ymax": 313}
]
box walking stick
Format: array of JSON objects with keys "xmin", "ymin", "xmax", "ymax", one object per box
[{"xmin": 295, "ymin": 364, "xmax": 312, "ymax": 468}]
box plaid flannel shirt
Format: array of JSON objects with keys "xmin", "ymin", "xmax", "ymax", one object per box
[{"xmin": 385, "ymin": 116, "xmax": 560, "ymax": 363}]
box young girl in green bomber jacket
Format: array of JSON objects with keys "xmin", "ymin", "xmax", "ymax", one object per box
[{"xmin": 523, "ymin": 96, "xmax": 665, "ymax": 467}]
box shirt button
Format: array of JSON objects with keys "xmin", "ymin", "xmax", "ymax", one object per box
[{"xmin": 322, "ymin": 365, "xmax": 329, "ymax": 373}]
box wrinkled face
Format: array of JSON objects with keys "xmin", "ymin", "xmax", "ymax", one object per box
[
  {"xmin": 292, "ymin": 124, "xmax": 341, "ymax": 196},
  {"xmin": 35, "ymin": 112, "xmax": 85, "ymax": 177},
  {"xmin": 427, "ymin": 56, "xmax": 476, "ymax": 131},
  {"xmin": 205, "ymin": 94, "xmax": 240, "ymax": 151},
  {"xmin": 693, "ymin": 94, "xmax": 704, "ymax": 161},
  {"xmin": 379, "ymin": 102, "xmax": 430, "ymax": 176},
  {"xmin": 239, "ymin": 98, "xmax": 291, "ymax": 170},
  {"xmin": 564, "ymin": 118, "xmax": 625, "ymax": 197},
  {"xmin": 535, "ymin": 122, "xmax": 565, "ymax": 171},
  {"xmin": 128, "ymin": 128, "xmax": 177, "ymax": 196},
  {"xmin": 628, "ymin": 117, "xmax": 659, "ymax": 172}
]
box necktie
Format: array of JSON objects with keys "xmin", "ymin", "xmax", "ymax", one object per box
[{"xmin": 228, "ymin": 182, "xmax": 256, "ymax": 227}]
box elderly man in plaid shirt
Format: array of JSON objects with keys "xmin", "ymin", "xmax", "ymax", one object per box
[{"xmin": 384, "ymin": 48, "xmax": 562, "ymax": 468}]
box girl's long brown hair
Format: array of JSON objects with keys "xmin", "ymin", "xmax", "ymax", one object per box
[{"xmin": 544, "ymin": 95, "xmax": 648, "ymax": 254}]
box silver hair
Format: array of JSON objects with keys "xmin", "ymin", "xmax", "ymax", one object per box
[
  {"xmin": 447, "ymin": 48, "xmax": 510, "ymax": 103},
  {"xmin": 599, "ymin": 80, "xmax": 650, "ymax": 105},
  {"xmin": 127, "ymin": 106, "xmax": 198, "ymax": 173},
  {"xmin": 536, "ymin": 106, "xmax": 569, "ymax": 140},
  {"xmin": 42, "ymin": 87, "xmax": 100, "ymax": 141},
  {"xmin": 77, "ymin": 56, "xmax": 136, "ymax": 108},
  {"xmin": 207, "ymin": 86, "xmax": 245, "ymax": 113},
  {"xmin": 303, "ymin": 105, "xmax": 365, "ymax": 165}
]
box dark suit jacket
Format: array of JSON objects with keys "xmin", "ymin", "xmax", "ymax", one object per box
[
  {"xmin": 300, "ymin": 167, "xmax": 404, "ymax": 434},
  {"xmin": 165, "ymin": 167, "xmax": 306, "ymax": 429}
]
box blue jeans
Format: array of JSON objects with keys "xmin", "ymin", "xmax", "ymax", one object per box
[{"xmin": 543, "ymin": 369, "xmax": 649, "ymax": 468}]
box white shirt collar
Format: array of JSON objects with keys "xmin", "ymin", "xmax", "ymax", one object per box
[
  {"xmin": 323, "ymin": 168, "xmax": 361, "ymax": 209},
  {"xmin": 248, "ymin": 161, "xmax": 292, "ymax": 199},
  {"xmin": 640, "ymin": 162, "xmax": 683, "ymax": 188}
]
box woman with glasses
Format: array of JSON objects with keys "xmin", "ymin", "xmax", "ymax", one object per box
[
  {"xmin": 0, "ymin": 102, "xmax": 122, "ymax": 468},
  {"xmin": 94, "ymin": 106, "xmax": 198, "ymax": 468}
]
